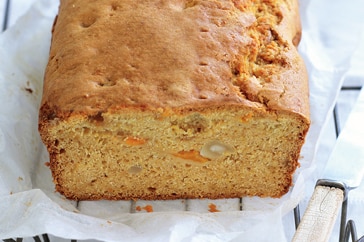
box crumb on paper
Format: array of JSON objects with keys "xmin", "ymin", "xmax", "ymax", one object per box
[
  {"xmin": 18, "ymin": 176, "xmax": 23, "ymax": 181},
  {"xmin": 136, "ymin": 205, "xmax": 154, "ymax": 213},
  {"xmin": 208, "ymin": 203, "xmax": 220, "ymax": 213},
  {"xmin": 44, "ymin": 162, "xmax": 50, "ymax": 167},
  {"xmin": 24, "ymin": 81, "xmax": 33, "ymax": 93},
  {"xmin": 24, "ymin": 87, "xmax": 33, "ymax": 94}
]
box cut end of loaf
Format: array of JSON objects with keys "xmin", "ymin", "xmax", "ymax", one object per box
[{"xmin": 40, "ymin": 106, "xmax": 309, "ymax": 200}]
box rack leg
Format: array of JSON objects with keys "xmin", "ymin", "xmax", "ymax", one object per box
[{"xmin": 294, "ymin": 205, "xmax": 301, "ymax": 229}]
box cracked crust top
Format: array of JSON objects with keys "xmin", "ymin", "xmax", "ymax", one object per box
[{"xmin": 41, "ymin": 0, "xmax": 309, "ymax": 120}]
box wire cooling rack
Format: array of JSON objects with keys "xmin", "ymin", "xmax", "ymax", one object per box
[{"xmin": 1, "ymin": 1, "xmax": 363, "ymax": 241}]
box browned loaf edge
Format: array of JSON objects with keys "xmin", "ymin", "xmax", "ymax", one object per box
[{"xmin": 39, "ymin": 0, "xmax": 310, "ymax": 201}]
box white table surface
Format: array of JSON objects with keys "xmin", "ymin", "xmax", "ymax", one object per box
[{"xmin": 1, "ymin": 1, "xmax": 363, "ymax": 241}]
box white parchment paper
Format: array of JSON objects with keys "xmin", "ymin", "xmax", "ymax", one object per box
[{"xmin": 0, "ymin": 0, "xmax": 363, "ymax": 241}]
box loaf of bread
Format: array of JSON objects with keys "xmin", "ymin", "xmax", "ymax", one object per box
[{"xmin": 39, "ymin": 0, "xmax": 310, "ymax": 200}]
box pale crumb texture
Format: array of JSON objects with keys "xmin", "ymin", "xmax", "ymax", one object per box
[{"xmin": 39, "ymin": 0, "xmax": 310, "ymax": 200}]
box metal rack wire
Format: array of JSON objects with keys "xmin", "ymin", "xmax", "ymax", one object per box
[{"xmin": 1, "ymin": 1, "xmax": 363, "ymax": 241}]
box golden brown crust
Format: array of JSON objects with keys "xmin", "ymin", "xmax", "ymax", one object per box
[
  {"xmin": 39, "ymin": 0, "xmax": 310, "ymax": 201},
  {"xmin": 41, "ymin": 0, "xmax": 309, "ymax": 119}
]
